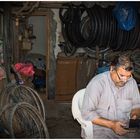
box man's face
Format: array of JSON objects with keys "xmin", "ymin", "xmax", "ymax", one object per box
[{"xmin": 114, "ymin": 66, "xmax": 132, "ymax": 87}]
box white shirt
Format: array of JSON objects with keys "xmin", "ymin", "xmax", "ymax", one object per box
[{"xmin": 81, "ymin": 71, "xmax": 140, "ymax": 138}]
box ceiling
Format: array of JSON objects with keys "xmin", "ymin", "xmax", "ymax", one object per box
[
  {"xmin": 10, "ymin": 1, "xmax": 117, "ymax": 16},
  {"xmin": 1, "ymin": 1, "xmax": 140, "ymax": 17}
]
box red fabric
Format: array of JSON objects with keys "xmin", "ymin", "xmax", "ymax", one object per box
[{"xmin": 14, "ymin": 63, "xmax": 35, "ymax": 77}]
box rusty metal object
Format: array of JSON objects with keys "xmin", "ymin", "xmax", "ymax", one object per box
[
  {"xmin": 0, "ymin": 84, "xmax": 45, "ymax": 120},
  {"xmin": 0, "ymin": 102, "xmax": 49, "ymax": 138}
]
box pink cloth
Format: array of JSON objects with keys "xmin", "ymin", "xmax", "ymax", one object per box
[{"xmin": 14, "ymin": 63, "xmax": 35, "ymax": 77}]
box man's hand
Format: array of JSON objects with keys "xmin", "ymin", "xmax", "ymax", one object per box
[
  {"xmin": 92, "ymin": 117, "xmax": 129, "ymax": 136},
  {"xmin": 111, "ymin": 121, "xmax": 129, "ymax": 136},
  {"xmin": 130, "ymin": 108, "xmax": 140, "ymax": 119}
]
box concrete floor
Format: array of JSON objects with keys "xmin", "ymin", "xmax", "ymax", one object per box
[{"xmin": 39, "ymin": 92, "xmax": 81, "ymax": 139}]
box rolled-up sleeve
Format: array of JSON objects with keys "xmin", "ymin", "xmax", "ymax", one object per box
[
  {"xmin": 81, "ymin": 78, "xmax": 102, "ymax": 121},
  {"xmin": 132, "ymin": 80, "xmax": 140, "ymax": 109}
]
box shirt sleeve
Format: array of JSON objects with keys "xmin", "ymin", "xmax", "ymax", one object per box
[
  {"xmin": 81, "ymin": 77, "xmax": 103, "ymax": 122},
  {"xmin": 131, "ymin": 79, "xmax": 140, "ymax": 109}
]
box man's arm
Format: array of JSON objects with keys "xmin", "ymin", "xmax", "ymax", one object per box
[
  {"xmin": 130, "ymin": 80, "xmax": 140, "ymax": 119},
  {"xmin": 92, "ymin": 117, "xmax": 129, "ymax": 135}
]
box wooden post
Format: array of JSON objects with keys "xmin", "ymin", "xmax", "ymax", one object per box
[{"xmin": 45, "ymin": 9, "xmax": 51, "ymax": 98}]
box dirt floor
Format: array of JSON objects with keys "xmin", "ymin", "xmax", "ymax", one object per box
[{"xmin": 39, "ymin": 92, "xmax": 81, "ymax": 139}]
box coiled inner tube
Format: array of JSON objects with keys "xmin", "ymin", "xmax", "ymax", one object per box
[{"xmin": 59, "ymin": 4, "xmax": 140, "ymax": 55}]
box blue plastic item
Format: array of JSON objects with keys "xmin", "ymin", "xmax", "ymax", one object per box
[
  {"xmin": 32, "ymin": 75, "xmax": 46, "ymax": 89},
  {"xmin": 97, "ymin": 65, "xmax": 110, "ymax": 74},
  {"xmin": 113, "ymin": 2, "xmax": 138, "ymax": 31}
]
